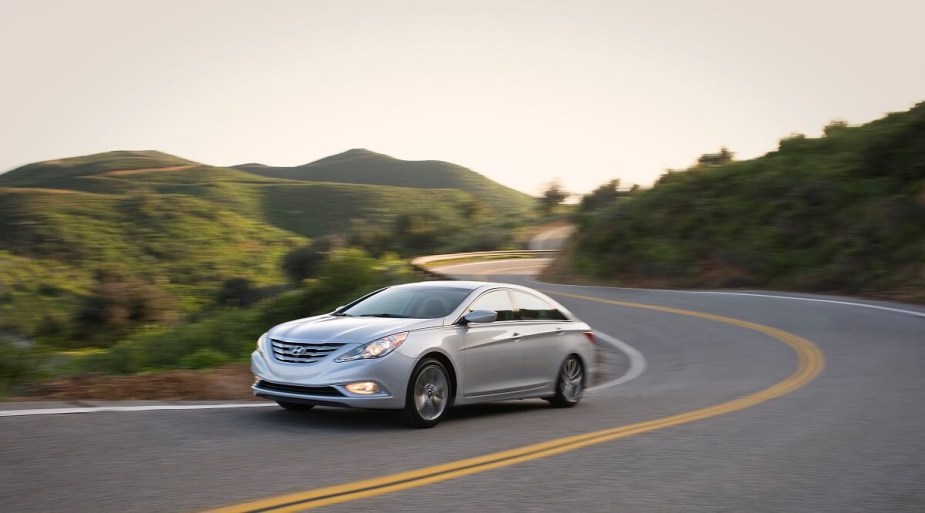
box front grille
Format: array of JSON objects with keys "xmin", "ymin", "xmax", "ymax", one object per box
[
  {"xmin": 270, "ymin": 339, "xmax": 346, "ymax": 364},
  {"xmin": 256, "ymin": 380, "xmax": 344, "ymax": 397}
]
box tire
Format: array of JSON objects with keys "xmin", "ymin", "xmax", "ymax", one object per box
[
  {"xmin": 276, "ymin": 400, "xmax": 315, "ymax": 411},
  {"xmin": 403, "ymin": 358, "xmax": 451, "ymax": 428},
  {"xmin": 548, "ymin": 356, "xmax": 584, "ymax": 408}
]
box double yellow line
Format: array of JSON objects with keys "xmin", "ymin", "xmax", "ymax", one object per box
[{"xmin": 207, "ymin": 291, "xmax": 825, "ymax": 513}]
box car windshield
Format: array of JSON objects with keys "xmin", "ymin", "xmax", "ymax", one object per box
[{"xmin": 341, "ymin": 286, "xmax": 473, "ymax": 319}]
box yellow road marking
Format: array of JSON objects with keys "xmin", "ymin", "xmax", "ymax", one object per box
[{"xmin": 205, "ymin": 292, "xmax": 825, "ymax": 513}]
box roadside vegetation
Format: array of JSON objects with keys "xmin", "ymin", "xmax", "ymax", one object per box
[
  {"xmin": 552, "ymin": 102, "xmax": 925, "ymax": 301},
  {"xmin": 0, "ymin": 149, "xmax": 538, "ymax": 396}
]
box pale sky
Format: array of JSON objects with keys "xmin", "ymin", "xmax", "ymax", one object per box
[{"xmin": 1, "ymin": 1, "xmax": 923, "ymax": 195}]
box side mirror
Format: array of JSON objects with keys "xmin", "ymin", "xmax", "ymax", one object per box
[
  {"xmin": 460, "ymin": 309, "xmax": 497, "ymax": 325},
  {"xmin": 333, "ymin": 305, "xmax": 346, "ymax": 314}
]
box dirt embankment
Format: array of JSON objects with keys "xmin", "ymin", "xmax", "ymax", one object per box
[{"xmin": 18, "ymin": 364, "xmax": 256, "ymax": 401}]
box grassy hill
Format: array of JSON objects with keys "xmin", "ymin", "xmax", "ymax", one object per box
[
  {"xmin": 554, "ymin": 102, "xmax": 925, "ymax": 301},
  {"xmin": 0, "ymin": 186, "xmax": 303, "ymax": 339},
  {"xmin": 236, "ymin": 148, "xmax": 534, "ymax": 215},
  {"xmin": 0, "ymin": 148, "xmax": 535, "ymax": 352},
  {"xmin": 0, "ymin": 150, "xmax": 199, "ymax": 186}
]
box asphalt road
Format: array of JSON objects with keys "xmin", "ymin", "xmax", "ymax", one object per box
[
  {"xmin": 527, "ymin": 225, "xmax": 574, "ymax": 250},
  {"xmin": 2, "ymin": 260, "xmax": 924, "ymax": 512}
]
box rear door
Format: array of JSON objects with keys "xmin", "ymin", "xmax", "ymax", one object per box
[{"xmin": 510, "ymin": 290, "xmax": 574, "ymax": 388}]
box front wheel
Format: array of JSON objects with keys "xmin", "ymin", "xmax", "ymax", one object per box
[
  {"xmin": 403, "ymin": 358, "xmax": 451, "ymax": 428},
  {"xmin": 548, "ymin": 356, "xmax": 584, "ymax": 408}
]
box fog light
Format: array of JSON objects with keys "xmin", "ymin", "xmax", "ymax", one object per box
[{"xmin": 345, "ymin": 382, "xmax": 380, "ymax": 395}]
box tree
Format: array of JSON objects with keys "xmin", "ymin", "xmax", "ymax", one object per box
[
  {"xmin": 824, "ymin": 119, "xmax": 849, "ymax": 135},
  {"xmin": 318, "ymin": 248, "xmax": 379, "ymax": 294},
  {"xmin": 215, "ymin": 278, "xmax": 258, "ymax": 307},
  {"xmin": 697, "ymin": 147, "xmax": 734, "ymax": 167},
  {"xmin": 539, "ymin": 180, "xmax": 568, "ymax": 215},
  {"xmin": 579, "ymin": 179, "xmax": 622, "ymax": 212},
  {"xmin": 778, "ymin": 133, "xmax": 807, "ymax": 150},
  {"xmin": 281, "ymin": 241, "xmax": 328, "ymax": 283},
  {"xmin": 75, "ymin": 278, "xmax": 176, "ymax": 344}
]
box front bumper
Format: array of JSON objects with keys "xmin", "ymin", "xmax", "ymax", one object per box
[{"xmin": 251, "ymin": 349, "xmax": 413, "ymax": 410}]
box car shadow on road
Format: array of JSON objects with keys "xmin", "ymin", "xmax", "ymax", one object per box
[
  {"xmin": 446, "ymin": 400, "xmax": 552, "ymax": 422},
  {"xmin": 241, "ymin": 406, "xmax": 408, "ymax": 432},
  {"xmin": 238, "ymin": 399, "xmax": 555, "ymax": 432}
]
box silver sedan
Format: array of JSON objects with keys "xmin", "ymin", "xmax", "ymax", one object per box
[{"xmin": 252, "ymin": 280, "xmax": 595, "ymax": 427}]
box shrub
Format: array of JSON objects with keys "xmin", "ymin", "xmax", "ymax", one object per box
[
  {"xmin": 0, "ymin": 340, "xmax": 41, "ymax": 396},
  {"xmin": 215, "ymin": 278, "xmax": 259, "ymax": 307},
  {"xmin": 282, "ymin": 243, "xmax": 326, "ymax": 283},
  {"xmin": 179, "ymin": 348, "xmax": 231, "ymax": 369}
]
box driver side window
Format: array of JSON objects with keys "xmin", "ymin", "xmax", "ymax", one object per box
[{"xmin": 469, "ymin": 290, "xmax": 515, "ymax": 321}]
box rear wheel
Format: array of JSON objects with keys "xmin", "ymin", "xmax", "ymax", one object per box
[
  {"xmin": 276, "ymin": 400, "xmax": 315, "ymax": 411},
  {"xmin": 548, "ymin": 356, "xmax": 584, "ymax": 408},
  {"xmin": 403, "ymin": 358, "xmax": 451, "ymax": 428}
]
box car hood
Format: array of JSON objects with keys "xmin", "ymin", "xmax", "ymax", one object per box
[{"xmin": 268, "ymin": 314, "xmax": 441, "ymax": 344}]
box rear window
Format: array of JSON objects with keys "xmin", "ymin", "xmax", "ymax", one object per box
[{"xmin": 512, "ymin": 291, "xmax": 568, "ymax": 321}]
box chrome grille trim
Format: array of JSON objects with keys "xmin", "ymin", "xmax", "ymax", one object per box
[{"xmin": 270, "ymin": 339, "xmax": 346, "ymax": 364}]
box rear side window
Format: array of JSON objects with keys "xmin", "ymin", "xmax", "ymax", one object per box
[
  {"xmin": 468, "ymin": 290, "xmax": 516, "ymax": 321},
  {"xmin": 512, "ymin": 291, "xmax": 568, "ymax": 321}
]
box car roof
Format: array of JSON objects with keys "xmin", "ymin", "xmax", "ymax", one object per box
[
  {"xmin": 393, "ymin": 280, "xmax": 485, "ymax": 290},
  {"xmin": 391, "ymin": 281, "xmax": 543, "ymax": 294},
  {"xmin": 387, "ymin": 281, "xmax": 578, "ymax": 321}
]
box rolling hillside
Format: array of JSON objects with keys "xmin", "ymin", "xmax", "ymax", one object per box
[
  {"xmin": 236, "ymin": 148, "xmax": 534, "ymax": 215},
  {"xmin": 554, "ymin": 102, "xmax": 925, "ymax": 301},
  {"xmin": 0, "ymin": 150, "xmax": 200, "ymax": 186},
  {"xmin": 0, "ymin": 149, "xmax": 534, "ymax": 342}
]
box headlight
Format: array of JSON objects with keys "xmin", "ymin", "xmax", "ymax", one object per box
[
  {"xmin": 335, "ymin": 332, "xmax": 408, "ymax": 362},
  {"xmin": 256, "ymin": 333, "xmax": 267, "ymax": 356}
]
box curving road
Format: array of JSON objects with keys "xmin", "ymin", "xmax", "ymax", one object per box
[
  {"xmin": 527, "ymin": 225, "xmax": 574, "ymax": 250},
  {"xmin": 2, "ymin": 259, "xmax": 924, "ymax": 512}
]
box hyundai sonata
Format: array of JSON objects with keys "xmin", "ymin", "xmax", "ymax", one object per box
[{"xmin": 252, "ymin": 281, "xmax": 594, "ymax": 427}]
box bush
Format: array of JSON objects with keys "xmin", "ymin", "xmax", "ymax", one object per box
[
  {"xmin": 215, "ymin": 278, "xmax": 259, "ymax": 307},
  {"xmin": 66, "ymin": 248, "xmax": 418, "ymax": 377},
  {"xmin": 179, "ymin": 348, "xmax": 231, "ymax": 369},
  {"xmin": 282, "ymin": 243, "xmax": 326, "ymax": 283},
  {"xmin": 564, "ymin": 102, "xmax": 925, "ymax": 297},
  {"xmin": 0, "ymin": 340, "xmax": 41, "ymax": 396},
  {"xmin": 75, "ymin": 278, "xmax": 176, "ymax": 345},
  {"xmin": 319, "ymin": 248, "xmax": 380, "ymax": 294}
]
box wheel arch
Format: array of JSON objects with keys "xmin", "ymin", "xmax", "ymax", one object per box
[{"xmin": 417, "ymin": 351, "xmax": 458, "ymax": 407}]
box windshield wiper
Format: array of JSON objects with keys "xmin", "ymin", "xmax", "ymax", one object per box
[{"xmin": 358, "ymin": 313, "xmax": 412, "ymax": 318}]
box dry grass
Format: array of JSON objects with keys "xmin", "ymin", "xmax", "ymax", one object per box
[
  {"xmin": 20, "ymin": 364, "xmax": 257, "ymax": 401},
  {"xmin": 104, "ymin": 165, "xmax": 194, "ymax": 177}
]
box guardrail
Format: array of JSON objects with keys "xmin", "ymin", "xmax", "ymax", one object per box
[{"xmin": 411, "ymin": 250, "xmax": 560, "ymax": 279}]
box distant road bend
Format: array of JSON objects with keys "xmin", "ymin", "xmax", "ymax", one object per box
[{"xmin": 1, "ymin": 256, "xmax": 923, "ymax": 512}]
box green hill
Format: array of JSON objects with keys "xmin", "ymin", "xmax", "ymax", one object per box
[
  {"xmin": 0, "ymin": 148, "xmax": 534, "ymax": 346},
  {"xmin": 556, "ymin": 102, "xmax": 925, "ymax": 301},
  {"xmin": 0, "ymin": 150, "xmax": 199, "ymax": 186},
  {"xmin": 236, "ymin": 148, "xmax": 534, "ymax": 215}
]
